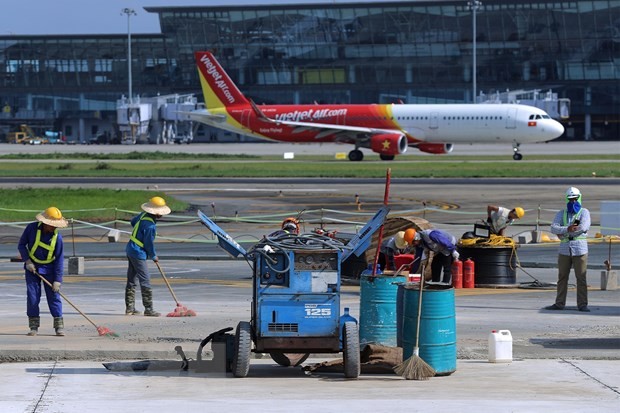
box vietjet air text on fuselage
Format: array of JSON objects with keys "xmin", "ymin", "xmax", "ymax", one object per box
[{"xmin": 187, "ymin": 51, "xmax": 565, "ymax": 161}]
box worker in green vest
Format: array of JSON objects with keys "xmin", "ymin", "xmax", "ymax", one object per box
[
  {"xmin": 18, "ymin": 207, "xmax": 68, "ymax": 336},
  {"xmin": 546, "ymin": 187, "xmax": 591, "ymax": 312},
  {"xmin": 125, "ymin": 196, "xmax": 171, "ymax": 317}
]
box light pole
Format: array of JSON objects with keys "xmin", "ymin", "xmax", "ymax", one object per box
[
  {"xmin": 468, "ymin": 0, "xmax": 482, "ymax": 102},
  {"xmin": 121, "ymin": 8, "xmax": 137, "ymax": 104}
]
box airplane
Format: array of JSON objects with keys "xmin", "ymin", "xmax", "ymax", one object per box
[{"xmin": 186, "ymin": 51, "xmax": 565, "ymax": 161}]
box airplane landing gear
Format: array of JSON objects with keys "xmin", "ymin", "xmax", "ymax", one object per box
[
  {"xmin": 348, "ymin": 149, "xmax": 364, "ymax": 162},
  {"xmin": 512, "ymin": 143, "xmax": 523, "ymax": 160}
]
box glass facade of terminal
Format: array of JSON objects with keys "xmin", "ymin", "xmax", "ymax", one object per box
[{"xmin": 0, "ymin": 0, "xmax": 618, "ymax": 141}]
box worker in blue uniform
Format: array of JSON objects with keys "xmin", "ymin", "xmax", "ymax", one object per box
[
  {"xmin": 125, "ymin": 196, "xmax": 171, "ymax": 317},
  {"xmin": 18, "ymin": 207, "xmax": 68, "ymax": 336}
]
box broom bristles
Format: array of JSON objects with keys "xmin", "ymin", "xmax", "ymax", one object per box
[
  {"xmin": 166, "ymin": 304, "xmax": 197, "ymax": 317},
  {"xmin": 96, "ymin": 326, "xmax": 119, "ymax": 338},
  {"xmin": 394, "ymin": 352, "xmax": 436, "ymax": 380}
]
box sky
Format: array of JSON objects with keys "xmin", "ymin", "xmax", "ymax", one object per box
[{"xmin": 0, "ymin": 0, "xmax": 379, "ymax": 36}]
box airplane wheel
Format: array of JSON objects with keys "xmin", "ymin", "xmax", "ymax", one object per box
[
  {"xmin": 379, "ymin": 154, "xmax": 395, "ymax": 161},
  {"xmin": 232, "ymin": 321, "xmax": 252, "ymax": 377},
  {"xmin": 513, "ymin": 153, "xmax": 523, "ymax": 160},
  {"xmin": 270, "ymin": 352, "xmax": 310, "ymax": 367},
  {"xmin": 348, "ymin": 149, "xmax": 364, "ymax": 162},
  {"xmin": 343, "ymin": 321, "xmax": 360, "ymax": 379}
]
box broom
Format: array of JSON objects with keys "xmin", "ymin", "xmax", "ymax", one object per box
[
  {"xmin": 34, "ymin": 271, "xmax": 118, "ymax": 337},
  {"xmin": 155, "ymin": 261, "xmax": 197, "ymax": 317},
  {"xmin": 393, "ymin": 268, "xmax": 435, "ymax": 380}
]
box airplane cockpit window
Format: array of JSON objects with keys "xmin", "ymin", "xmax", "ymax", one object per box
[
  {"xmin": 529, "ymin": 115, "xmax": 535, "ymax": 120},
  {"xmin": 535, "ymin": 115, "xmax": 542, "ymax": 120},
  {"xmin": 542, "ymin": 115, "xmax": 550, "ymax": 119}
]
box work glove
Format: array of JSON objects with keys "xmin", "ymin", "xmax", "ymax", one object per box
[
  {"xmin": 52, "ymin": 282, "xmax": 61, "ymax": 292},
  {"xmin": 25, "ymin": 260, "xmax": 36, "ymax": 273},
  {"xmin": 452, "ymin": 250, "xmax": 460, "ymax": 260},
  {"xmin": 153, "ymin": 256, "xmax": 159, "ymax": 263}
]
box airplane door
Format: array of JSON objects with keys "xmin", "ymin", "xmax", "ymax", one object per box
[
  {"xmin": 429, "ymin": 112, "xmax": 439, "ymax": 129},
  {"xmin": 505, "ymin": 108, "xmax": 517, "ymax": 129},
  {"xmin": 241, "ymin": 110, "xmax": 252, "ymax": 129}
]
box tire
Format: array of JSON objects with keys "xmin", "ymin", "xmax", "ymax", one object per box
[
  {"xmin": 270, "ymin": 352, "xmax": 310, "ymax": 367},
  {"xmin": 343, "ymin": 321, "xmax": 360, "ymax": 379},
  {"xmin": 232, "ymin": 321, "xmax": 252, "ymax": 377},
  {"xmin": 348, "ymin": 149, "xmax": 364, "ymax": 162},
  {"xmin": 513, "ymin": 153, "xmax": 523, "ymax": 160}
]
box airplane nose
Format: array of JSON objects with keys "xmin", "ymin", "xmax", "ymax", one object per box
[{"xmin": 545, "ymin": 120, "xmax": 565, "ymax": 139}]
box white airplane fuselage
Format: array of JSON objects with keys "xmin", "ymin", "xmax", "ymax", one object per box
[{"xmin": 190, "ymin": 51, "xmax": 565, "ymax": 160}]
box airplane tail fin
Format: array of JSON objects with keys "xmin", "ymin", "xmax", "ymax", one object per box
[{"xmin": 194, "ymin": 51, "xmax": 250, "ymax": 109}]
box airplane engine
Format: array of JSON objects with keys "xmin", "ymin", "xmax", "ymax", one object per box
[
  {"xmin": 369, "ymin": 133, "xmax": 408, "ymax": 156},
  {"xmin": 416, "ymin": 143, "xmax": 454, "ymax": 154}
]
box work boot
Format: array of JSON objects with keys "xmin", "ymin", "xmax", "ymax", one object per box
[
  {"xmin": 27, "ymin": 317, "xmax": 40, "ymax": 336},
  {"xmin": 53, "ymin": 317, "xmax": 65, "ymax": 336},
  {"xmin": 125, "ymin": 287, "xmax": 142, "ymax": 315},
  {"xmin": 141, "ymin": 287, "xmax": 160, "ymax": 317}
]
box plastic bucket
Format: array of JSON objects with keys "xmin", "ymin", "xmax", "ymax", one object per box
[
  {"xmin": 457, "ymin": 246, "xmax": 518, "ymax": 287},
  {"xmin": 359, "ymin": 274, "xmax": 406, "ymax": 348},
  {"xmin": 393, "ymin": 254, "xmax": 415, "ymax": 272},
  {"xmin": 402, "ymin": 285, "xmax": 457, "ymax": 375}
]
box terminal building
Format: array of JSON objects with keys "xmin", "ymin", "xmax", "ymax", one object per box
[{"xmin": 0, "ymin": 0, "xmax": 618, "ymax": 144}]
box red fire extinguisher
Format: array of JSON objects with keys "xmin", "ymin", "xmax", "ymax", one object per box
[
  {"xmin": 451, "ymin": 258, "xmax": 463, "ymax": 289},
  {"xmin": 463, "ymin": 258, "xmax": 475, "ymax": 288}
]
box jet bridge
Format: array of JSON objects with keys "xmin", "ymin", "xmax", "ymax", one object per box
[{"xmin": 477, "ymin": 89, "xmax": 570, "ymax": 120}]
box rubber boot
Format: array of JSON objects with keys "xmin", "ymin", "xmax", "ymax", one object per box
[
  {"xmin": 125, "ymin": 287, "xmax": 142, "ymax": 315},
  {"xmin": 27, "ymin": 317, "xmax": 40, "ymax": 336},
  {"xmin": 141, "ymin": 287, "xmax": 160, "ymax": 317},
  {"xmin": 53, "ymin": 317, "xmax": 65, "ymax": 336}
]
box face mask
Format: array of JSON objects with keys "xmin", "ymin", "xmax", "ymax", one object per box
[{"xmin": 567, "ymin": 201, "xmax": 581, "ymax": 214}]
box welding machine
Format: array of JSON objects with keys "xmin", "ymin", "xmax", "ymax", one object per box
[{"xmin": 198, "ymin": 206, "xmax": 388, "ymax": 378}]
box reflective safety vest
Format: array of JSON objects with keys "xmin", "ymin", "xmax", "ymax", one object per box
[
  {"xmin": 28, "ymin": 223, "xmax": 58, "ymax": 264},
  {"xmin": 561, "ymin": 209, "xmax": 586, "ymax": 242},
  {"xmin": 129, "ymin": 213, "xmax": 155, "ymax": 248}
]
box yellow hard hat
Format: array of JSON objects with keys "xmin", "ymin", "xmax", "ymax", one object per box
[
  {"xmin": 404, "ymin": 228, "xmax": 417, "ymax": 244},
  {"xmin": 141, "ymin": 196, "xmax": 171, "ymax": 215},
  {"xmin": 36, "ymin": 206, "xmax": 68, "ymax": 228},
  {"xmin": 513, "ymin": 207, "xmax": 525, "ymax": 219}
]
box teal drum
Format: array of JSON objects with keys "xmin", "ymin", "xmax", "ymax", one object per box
[
  {"xmin": 359, "ymin": 274, "xmax": 406, "ymax": 348},
  {"xmin": 402, "ymin": 285, "xmax": 456, "ymax": 376}
]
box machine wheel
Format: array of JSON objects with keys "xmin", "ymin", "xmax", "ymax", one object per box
[
  {"xmin": 513, "ymin": 153, "xmax": 523, "ymax": 160},
  {"xmin": 342, "ymin": 321, "xmax": 360, "ymax": 379},
  {"xmin": 232, "ymin": 321, "xmax": 252, "ymax": 377},
  {"xmin": 269, "ymin": 352, "xmax": 310, "ymax": 367},
  {"xmin": 379, "ymin": 154, "xmax": 395, "ymax": 161},
  {"xmin": 348, "ymin": 149, "xmax": 364, "ymax": 162}
]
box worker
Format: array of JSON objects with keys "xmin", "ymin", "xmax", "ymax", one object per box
[
  {"xmin": 411, "ymin": 229, "xmax": 458, "ymax": 284},
  {"xmin": 269, "ymin": 217, "xmax": 300, "ymax": 237},
  {"xmin": 125, "ymin": 196, "xmax": 171, "ymax": 317},
  {"xmin": 487, "ymin": 205, "xmax": 525, "ymax": 236},
  {"xmin": 18, "ymin": 207, "xmax": 68, "ymax": 336},
  {"xmin": 379, "ymin": 230, "xmax": 413, "ymax": 271},
  {"xmin": 546, "ymin": 187, "xmax": 591, "ymax": 312}
]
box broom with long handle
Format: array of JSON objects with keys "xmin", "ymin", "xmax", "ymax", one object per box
[
  {"xmin": 34, "ymin": 271, "xmax": 117, "ymax": 337},
  {"xmin": 394, "ymin": 266, "xmax": 435, "ymax": 380},
  {"xmin": 155, "ymin": 261, "xmax": 196, "ymax": 317}
]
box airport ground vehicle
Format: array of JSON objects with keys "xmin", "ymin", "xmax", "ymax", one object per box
[{"xmin": 6, "ymin": 124, "xmax": 45, "ymax": 144}]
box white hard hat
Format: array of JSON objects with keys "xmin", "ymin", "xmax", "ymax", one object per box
[{"xmin": 565, "ymin": 187, "xmax": 581, "ymax": 199}]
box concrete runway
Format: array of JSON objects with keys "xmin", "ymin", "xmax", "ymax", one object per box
[{"xmin": 0, "ymin": 141, "xmax": 618, "ymax": 412}]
